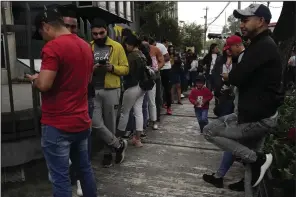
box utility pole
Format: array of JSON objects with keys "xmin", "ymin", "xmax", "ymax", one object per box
[
  {"xmin": 267, "ymin": 1, "xmax": 270, "ymax": 7},
  {"xmin": 238, "ymin": 1, "xmax": 241, "ymax": 9},
  {"xmin": 203, "ymin": 7, "xmax": 208, "ymax": 55}
]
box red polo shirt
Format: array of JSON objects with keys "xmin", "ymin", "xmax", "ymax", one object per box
[{"xmin": 40, "ymin": 34, "xmax": 93, "ymax": 132}]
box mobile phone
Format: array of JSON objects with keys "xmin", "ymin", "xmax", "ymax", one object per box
[
  {"xmin": 98, "ymin": 60, "xmax": 107, "ymax": 65},
  {"xmin": 24, "ymin": 72, "xmax": 34, "ymax": 78}
]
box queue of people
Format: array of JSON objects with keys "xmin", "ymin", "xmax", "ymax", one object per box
[{"xmin": 24, "ymin": 3, "xmax": 285, "ymax": 197}]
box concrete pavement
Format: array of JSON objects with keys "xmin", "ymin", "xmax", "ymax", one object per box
[{"xmin": 2, "ymin": 97, "xmax": 245, "ymax": 197}]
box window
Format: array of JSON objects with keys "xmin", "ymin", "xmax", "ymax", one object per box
[
  {"xmin": 126, "ymin": 1, "xmax": 131, "ymax": 21},
  {"xmin": 1, "ymin": 34, "xmax": 7, "ymax": 69},
  {"xmin": 118, "ymin": 2, "xmax": 124, "ymax": 18},
  {"xmin": 108, "ymin": 2, "xmax": 116, "ymax": 14},
  {"xmin": 76, "ymin": 1, "xmax": 93, "ymax": 7},
  {"xmin": 98, "ymin": 1, "xmax": 107, "ymax": 10},
  {"xmin": 131, "ymin": 2, "xmax": 134, "ymax": 21}
]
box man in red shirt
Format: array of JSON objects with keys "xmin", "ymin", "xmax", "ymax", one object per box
[{"xmin": 27, "ymin": 9, "xmax": 97, "ymax": 197}]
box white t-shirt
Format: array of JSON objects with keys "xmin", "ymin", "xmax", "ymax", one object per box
[
  {"xmin": 156, "ymin": 43, "xmax": 171, "ymax": 70},
  {"xmin": 210, "ymin": 54, "xmax": 217, "ymax": 75}
]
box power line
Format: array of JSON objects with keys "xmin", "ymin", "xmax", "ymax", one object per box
[{"xmin": 207, "ymin": 2, "xmax": 231, "ymax": 27}]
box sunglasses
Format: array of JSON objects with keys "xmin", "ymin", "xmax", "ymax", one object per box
[
  {"xmin": 65, "ymin": 24, "xmax": 77, "ymax": 29},
  {"xmin": 92, "ymin": 31, "xmax": 105, "ymax": 36}
]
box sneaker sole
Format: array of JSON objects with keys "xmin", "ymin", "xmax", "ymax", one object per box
[
  {"xmin": 102, "ymin": 163, "xmax": 113, "ymax": 168},
  {"xmin": 253, "ymin": 154, "xmax": 273, "ymax": 187},
  {"xmin": 117, "ymin": 140, "xmax": 128, "ymax": 164}
]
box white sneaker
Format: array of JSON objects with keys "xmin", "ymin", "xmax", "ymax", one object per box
[
  {"xmin": 181, "ymin": 94, "xmax": 185, "ymax": 98},
  {"xmin": 77, "ymin": 180, "xmax": 83, "ymax": 196},
  {"xmin": 153, "ymin": 123, "xmax": 158, "ymax": 130}
]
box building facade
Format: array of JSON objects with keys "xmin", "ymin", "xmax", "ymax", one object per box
[{"xmin": 1, "ymin": 1, "xmax": 140, "ymax": 84}]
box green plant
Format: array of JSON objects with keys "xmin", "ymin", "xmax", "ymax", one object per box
[{"xmin": 264, "ymin": 94, "xmax": 296, "ymax": 180}]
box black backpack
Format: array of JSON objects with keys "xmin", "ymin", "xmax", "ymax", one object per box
[{"xmin": 136, "ymin": 53, "xmax": 156, "ymax": 91}]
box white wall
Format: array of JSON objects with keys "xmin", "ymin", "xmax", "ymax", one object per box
[{"xmin": 1, "ymin": 2, "xmax": 24, "ymax": 85}]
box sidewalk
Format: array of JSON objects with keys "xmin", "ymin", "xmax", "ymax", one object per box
[{"xmin": 2, "ymin": 98, "xmax": 245, "ymax": 197}]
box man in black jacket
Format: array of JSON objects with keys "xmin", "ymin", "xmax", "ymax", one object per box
[{"xmin": 204, "ymin": 4, "xmax": 284, "ymax": 188}]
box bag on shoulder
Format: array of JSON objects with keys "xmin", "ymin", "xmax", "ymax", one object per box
[{"xmin": 137, "ymin": 53, "xmax": 156, "ymax": 91}]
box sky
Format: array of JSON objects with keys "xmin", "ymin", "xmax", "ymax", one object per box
[{"xmin": 178, "ymin": 1, "xmax": 283, "ymax": 34}]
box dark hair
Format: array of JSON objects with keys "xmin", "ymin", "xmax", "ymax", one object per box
[
  {"xmin": 91, "ymin": 18, "xmax": 107, "ymax": 29},
  {"xmin": 139, "ymin": 43, "xmax": 152, "ymax": 66},
  {"xmin": 161, "ymin": 38, "xmax": 169, "ymax": 43},
  {"xmin": 122, "ymin": 28, "xmax": 133, "ymax": 37},
  {"xmin": 192, "ymin": 53, "xmax": 197, "ymax": 59},
  {"xmin": 125, "ymin": 34, "xmax": 141, "ymax": 47},
  {"xmin": 60, "ymin": 8, "xmax": 76, "ymax": 18},
  {"xmin": 142, "ymin": 35, "xmax": 149, "ymax": 42},
  {"xmin": 168, "ymin": 45, "xmax": 175, "ymax": 56},
  {"xmin": 148, "ymin": 37, "xmax": 155, "ymax": 45},
  {"xmin": 209, "ymin": 43, "xmax": 218, "ymax": 54}
]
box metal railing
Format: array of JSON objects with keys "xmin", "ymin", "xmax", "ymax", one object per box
[{"xmin": 1, "ymin": 2, "xmax": 41, "ymax": 141}]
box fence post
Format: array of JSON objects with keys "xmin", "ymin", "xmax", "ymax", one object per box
[
  {"xmin": 1, "ymin": 3, "xmax": 17, "ymax": 135},
  {"xmin": 25, "ymin": 2, "xmax": 40, "ymax": 135}
]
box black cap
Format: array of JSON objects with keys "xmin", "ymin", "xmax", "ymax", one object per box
[
  {"xmin": 196, "ymin": 74, "xmax": 205, "ymax": 83},
  {"xmin": 32, "ymin": 8, "xmax": 64, "ymax": 40},
  {"xmin": 91, "ymin": 18, "xmax": 107, "ymax": 29},
  {"xmin": 233, "ymin": 4, "xmax": 272, "ymax": 23}
]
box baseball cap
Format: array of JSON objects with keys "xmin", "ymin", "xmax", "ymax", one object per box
[
  {"xmin": 226, "ymin": 35, "xmax": 242, "ymax": 47},
  {"xmin": 32, "ymin": 8, "xmax": 64, "ymax": 40},
  {"xmin": 233, "ymin": 4, "xmax": 272, "ymax": 23}
]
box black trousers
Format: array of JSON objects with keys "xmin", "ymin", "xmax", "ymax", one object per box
[
  {"xmin": 160, "ymin": 69, "xmax": 172, "ymax": 108},
  {"xmin": 155, "ymin": 78, "xmax": 162, "ymax": 120}
]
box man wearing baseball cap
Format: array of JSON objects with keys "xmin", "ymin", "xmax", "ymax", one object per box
[
  {"xmin": 203, "ymin": 35, "xmax": 246, "ymax": 191},
  {"xmin": 27, "ymin": 8, "xmax": 97, "ymax": 197},
  {"xmin": 204, "ymin": 3, "xmax": 284, "ymax": 188}
]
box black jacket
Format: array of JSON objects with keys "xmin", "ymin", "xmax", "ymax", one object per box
[
  {"xmin": 228, "ymin": 30, "xmax": 284, "ymax": 124},
  {"xmin": 123, "ymin": 50, "xmax": 146, "ymax": 90}
]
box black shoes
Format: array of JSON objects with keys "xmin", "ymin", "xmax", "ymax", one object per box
[
  {"xmin": 202, "ymin": 173, "xmax": 224, "ymax": 188},
  {"xmin": 229, "ymin": 178, "xmax": 245, "ymax": 192},
  {"xmin": 102, "ymin": 153, "xmax": 113, "ymax": 168},
  {"xmin": 251, "ymin": 153, "xmax": 273, "ymax": 187},
  {"xmin": 115, "ymin": 139, "xmax": 128, "ymax": 164},
  {"xmin": 203, "ymin": 173, "xmax": 245, "ymax": 191}
]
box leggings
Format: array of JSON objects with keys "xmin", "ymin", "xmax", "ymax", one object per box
[{"xmin": 160, "ymin": 69, "xmax": 172, "ymax": 108}]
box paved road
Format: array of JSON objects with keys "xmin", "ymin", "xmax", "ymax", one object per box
[{"xmin": 2, "ymin": 97, "xmax": 244, "ymax": 197}]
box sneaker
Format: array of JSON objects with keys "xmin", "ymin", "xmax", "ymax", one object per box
[
  {"xmin": 228, "ymin": 178, "xmax": 245, "ymax": 192},
  {"xmin": 115, "ymin": 139, "xmax": 128, "ymax": 164},
  {"xmin": 167, "ymin": 108, "xmax": 172, "ymax": 115},
  {"xmin": 162, "ymin": 104, "xmax": 167, "ymax": 109},
  {"xmin": 102, "ymin": 153, "xmax": 113, "ymax": 168},
  {"xmin": 122, "ymin": 130, "xmax": 133, "ymax": 139},
  {"xmin": 152, "ymin": 123, "xmax": 158, "ymax": 130},
  {"xmin": 202, "ymin": 173, "xmax": 224, "ymax": 188},
  {"xmin": 140, "ymin": 132, "xmax": 147, "ymax": 139},
  {"xmin": 181, "ymin": 94, "xmax": 185, "ymax": 98},
  {"xmin": 76, "ymin": 180, "xmax": 83, "ymax": 196},
  {"xmin": 132, "ymin": 136, "xmax": 143, "ymax": 147},
  {"xmin": 177, "ymin": 101, "xmax": 183, "ymax": 105},
  {"xmin": 251, "ymin": 153, "xmax": 273, "ymax": 187}
]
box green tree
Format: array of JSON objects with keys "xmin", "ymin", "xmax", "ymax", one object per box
[
  {"xmin": 221, "ymin": 14, "xmax": 240, "ymax": 35},
  {"xmin": 138, "ymin": 2, "xmax": 181, "ymax": 46},
  {"xmin": 180, "ymin": 22, "xmax": 203, "ymax": 54}
]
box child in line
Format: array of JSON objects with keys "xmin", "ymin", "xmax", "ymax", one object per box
[{"xmin": 189, "ymin": 75, "xmax": 213, "ymax": 133}]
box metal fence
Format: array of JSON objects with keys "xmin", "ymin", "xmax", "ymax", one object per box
[{"xmin": 1, "ymin": 3, "xmax": 40, "ymax": 141}]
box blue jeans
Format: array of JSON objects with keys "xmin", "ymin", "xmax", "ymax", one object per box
[
  {"xmin": 87, "ymin": 97, "xmax": 94, "ymax": 159},
  {"xmin": 195, "ymin": 108, "xmax": 208, "ymax": 132},
  {"xmin": 142, "ymin": 93, "xmax": 149, "ymax": 129},
  {"xmin": 216, "ymin": 151, "xmax": 234, "ymax": 178},
  {"xmin": 42, "ymin": 125, "xmax": 97, "ymax": 197}
]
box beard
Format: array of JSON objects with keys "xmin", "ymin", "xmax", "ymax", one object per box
[{"xmin": 94, "ymin": 36, "xmax": 107, "ymax": 46}]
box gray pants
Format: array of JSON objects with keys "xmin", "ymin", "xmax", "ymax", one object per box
[
  {"xmin": 204, "ymin": 112, "xmax": 278, "ymax": 163},
  {"xmin": 92, "ymin": 88, "xmax": 121, "ymax": 153}
]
